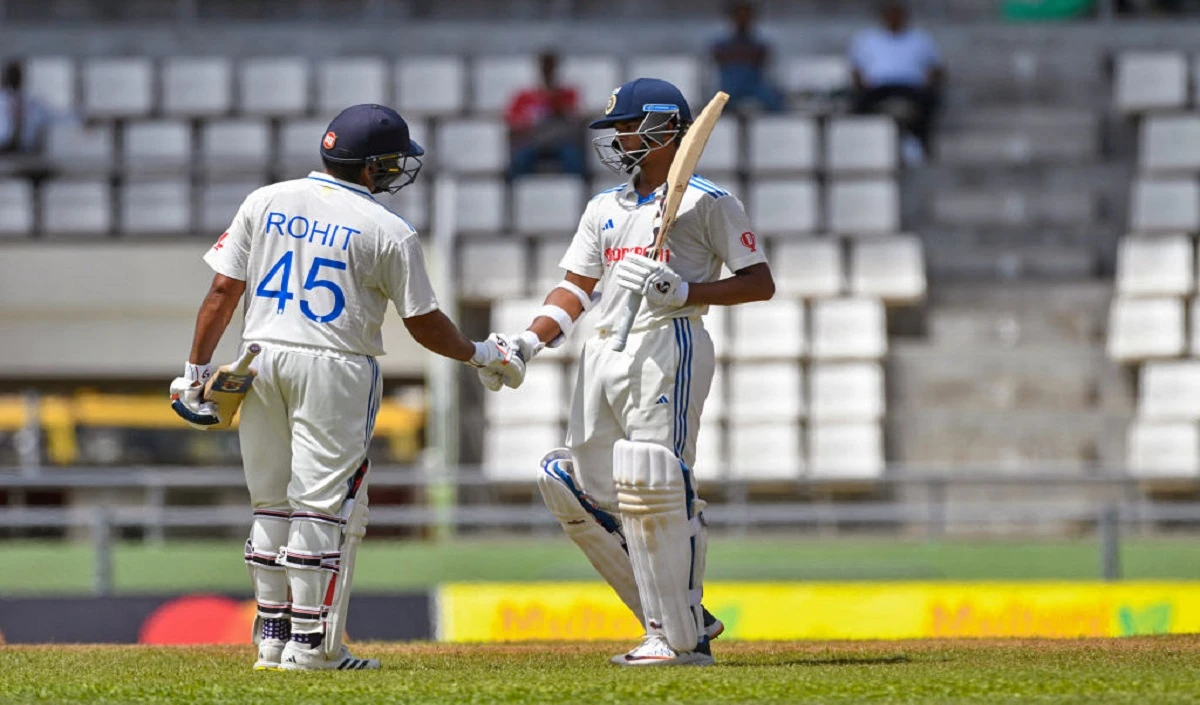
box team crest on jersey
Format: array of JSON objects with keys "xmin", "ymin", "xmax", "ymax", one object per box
[
  {"xmin": 323, "ymin": 131, "xmax": 337, "ymax": 149},
  {"xmin": 740, "ymin": 231, "xmax": 757, "ymax": 253},
  {"xmin": 604, "ymin": 87, "xmax": 620, "ymax": 115}
]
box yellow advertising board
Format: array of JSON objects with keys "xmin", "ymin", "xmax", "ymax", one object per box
[{"xmin": 437, "ymin": 582, "xmax": 1200, "ymax": 642}]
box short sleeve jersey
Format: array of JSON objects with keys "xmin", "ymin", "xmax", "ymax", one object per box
[
  {"xmin": 203, "ymin": 171, "xmax": 439, "ymax": 357},
  {"xmin": 558, "ymin": 175, "xmax": 767, "ymax": 333}
]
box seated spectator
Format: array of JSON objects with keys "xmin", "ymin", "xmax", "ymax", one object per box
[
  {"xmin": 0, "ymin": 60, "xmax": 53, "ymax": 156},
  {"xmin": 711, "ymin": 1, "xmax": 784, "ymax": 113},
  {"xmin": 849, "ymin": 1, "xmax": 945, "ymax": 165},
  {"xmin": 506, "ymin": 51, "xmax": 586, "ymax": 179}
]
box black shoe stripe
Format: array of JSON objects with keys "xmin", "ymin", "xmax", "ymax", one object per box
[{"xmin": 337, "ymin": 661, "xmax": 347, "ymax": 670}]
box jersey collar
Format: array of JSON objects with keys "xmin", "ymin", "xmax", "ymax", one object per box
[
  {"xmin": 618, "ymin": 173, "xmax": 663, "ymax": 207},
  {"xmin": 307, "ymin": 171, "xmax": 376, "ymax": 200}
]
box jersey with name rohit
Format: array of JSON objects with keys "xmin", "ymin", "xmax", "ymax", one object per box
[
  {"xmin": 203, "ymin": 171, "xmax": 438, "ymax": 357},
  {"xmin": 558, "ymin": 175, "xmax": 767, "ymax": 333}
]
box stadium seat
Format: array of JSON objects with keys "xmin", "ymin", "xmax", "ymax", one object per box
[
  {"xmin": 239, "ymin": 57, "xmax": 310, "ymax": 116},
  {"xmin": 772, "ymin": 237, "xmax": 843, "ymax": 299},
  {"xmin": 727, "ymin": 422, "xmax": 803, "ymax": 481},
  {"xmin": 200, "ymin": 120, "xmax": 271, "ymax": 173},
  {"xmin": 1115, "ymin": 234, "xmax": 1194, "ymax": 297},
  {"xmin": 376, "ymin": 179, "xmax": 430, "ymax": 232},
  {"xmin": 119, "ymin": 180, "xmax": 191, "ymax": 235},
  {"xmin": 199, "ymin": 180, "xmax": 266, "ymax": 234},
  {"xmin": 483, "ymin": 422, "xmax": 563, "ymax": 481},
  {"xmin": 122, "ymin": 120, "xmax": 192, "ymax": 173},
  {"xmin": 395, "ymin": 56, "xmax": 465, "ymax": 117},
  {"xmin": 485, "ymin": 361, "xmax": 565, "ymax": 423},
  {"xmin": 1114, "ymin": 52, "xmax": 1188, "ymax": 114},
  {"xmin": 0, "ymin": 179, "xmax": 34, "ymax": 236},
  {"xmin": 24, "ymin": 56, "xmax": 75, "ymax": 113},
  {"xmin": 828, "ymin": 179, "xmax": 900, "ymax": 235},
  {"xmin": 559, "ymin": 55, "xmax": 621, "ymax": 112},
  {"xmin": 82, "ymin": 57, "xmax": 153, "ymax": 118},
  {"xmin": 849, "ymin": 235, "xmax": 927, "ymax": 304},
  {"xmin": 1130, "ymin": 179, "xmax": 1200, "ymax": 234},
  {"xmin": 453, "ymin": 178, "xmax": 507, "ymax": 233},
  {"xmin": 436, "ymin": 119, "xmax": 507, "ymax": 174},
  {"xmin": 41, "ymin": 180, "xmax": 111, "ymax": 235},
  {"xmin": 458, "ymin": 239, "xmax": 527, "ymax": 300},
  {"xmin": 513, "ymin": 175, "xmax": 585, "ymax": 234},
  {"xmin": 1107, "ymin": 297, "xmax": 1186, "ymax": 362},
  {"xmin": 315, "ymin": 57, "xmax": 388, "ymax": 115},
  {"xmin": 705, "ymin": 304, "xmax": 730, "ymax": 359},
  {"xmin": 826, "ymin": 116, "xmax": 898, "ymax": 174},
  {"xmin": 1127, "ymin": 421, "xmax": 1200, "ymax": 477},
  {"xmin": 471, "ymin": 56, "xmax": 538, "ymax": 114},
  {"xmin": 1139, "ymin": 115, "xmax": 1200, "ymax": 174},
  {"xmin": 730, "ymin": 299, "xmax": 806, "ymax": 360},
  {"xmin": 809, "ymin": 363, "xmax": 885, "ymax": 423},
  {"xmin": 627, "ymin": 56, "xmax": 701, "ymax": 104},
  {"xmin": 693, "ymin": 417, "xmax": 727, "ymax": 482},
  {"xmin": 696, "ymin": 119, "xmax": 740, "ymax": 175},
  {"xmin": 278, "ymin": 119, "xmax": 329, "ymax": 176},
  {"xmin": 779, "ymin": 55, "xmax": 851, "ymax": 98},
  {"xmin": 1139, "ymin": 361, "xmax": 1200, "ymax": 421},
  {"xmin": 811, "ymin": 298, "xmax": 887, "ymax": 360},
  {"xmin": 162, "ymin": 57, "xmax": 232, "ymax": 117},
  {"xmin": 808, "ymin": 423, "xmax": 884, "ymax": 479},
  {"xmin": 532, "ymin": 238, "xmax": 568, "ymax": 293},
  {"xmin": 749, "ymin": 178, "xmax": 819, "ymax": 235},
  {"xmin": 45, "ymin": 122, "xmax": 114, "ymax": 173},
  {"xmin": 747, "ymin": 116, "xmax": 819, "ymax": 174},
  {"xmin": 728, "ymin": 362, "xmax": 805, "ymax": 421}
]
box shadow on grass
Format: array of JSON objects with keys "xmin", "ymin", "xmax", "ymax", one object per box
[{"xmin": 720, "ymin": 654, "xmax": 917, "ymax": 668}]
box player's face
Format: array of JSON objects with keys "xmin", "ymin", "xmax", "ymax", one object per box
[{"xmin": 591, "ymin": 112, "xmax": 681, "ymax": 174}]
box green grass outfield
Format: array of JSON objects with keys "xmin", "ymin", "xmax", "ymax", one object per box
[
  {"xmin": 6, "ymin": 536, "xmax": 1200, "ymax": 594},
  {"xmin": 4, "ymin": 638, "xmax": 1200, "ymax": 704}
]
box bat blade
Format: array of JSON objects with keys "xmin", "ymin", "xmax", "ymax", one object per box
[{"xmin": 202, "ymin": 343, "xmax": 263, "ymax": 429}]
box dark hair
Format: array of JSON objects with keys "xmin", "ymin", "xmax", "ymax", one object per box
[
  {"xmin": 1, "ymin": 61, "xmax": 22, "ymax": 91},
  {"xmin": 321, "ymin": 156, "xmax": 364, "ymax": 184}
]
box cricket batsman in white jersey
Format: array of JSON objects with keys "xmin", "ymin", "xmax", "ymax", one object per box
[
  {"xmin": 170, "ymin": 104, "xmax": 524, "ymax": 671},
  {"xmin": 481, "ymin": 78, "xmax": 775, "ymax": 666}
]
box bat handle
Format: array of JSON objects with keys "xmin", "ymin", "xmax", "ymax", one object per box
[
  {"xmin": 232, "ymin": 343, "xmax": 263, "ymax": 374},
  {"xmin": 610, "ymin": 294, "xmax": 642, "ymax": 352}
]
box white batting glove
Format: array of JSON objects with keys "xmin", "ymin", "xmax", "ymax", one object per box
[
  {"xmin": 169, "ymin": 362, "xmax": 219, "ymax": 430},
  {"xmin": 614, "ymin": 253, "xmax": 689, "ymax": 308},
  {"xmin": 468, "ymin": 333, "xmax": 527, "ymax": 391}
]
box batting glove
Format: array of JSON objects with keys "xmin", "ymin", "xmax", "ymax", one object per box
[
  {"xmin": 169, "ymin": 362, "xmax": 220, "ymax": 430},
  {"xmin": 469, "ymin": 333, "xmax": 527, "ymax": 391},
  {"xmin": 614, "ymin": 253, "xmax": 689, "ymax": 308}
]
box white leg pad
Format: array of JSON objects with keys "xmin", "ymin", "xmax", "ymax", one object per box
[
  {"xmin": 323, "ymin": 464, "xmax": 369, "ymax": 659},
  {"xmin": 538, "ymin": 449, "xmax": 644, "ymax": 627},
  {"xmin": 614, "ymin": 439, "xmax": 702, "ymax": 653},
  {"xmin": 245, "ymin": 508, "xmax": 291, "ymax": 644},
  {"xmin": 280, "ymin": 514, "xmax": 343, "ymax": 633}
]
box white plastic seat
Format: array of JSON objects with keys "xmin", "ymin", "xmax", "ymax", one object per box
[
  {"xmin": 808, "ymin": 423, "xmax": 884, "ymax": 479},
  {"xmin": 704, "ymin": 305, "xmax": 730, "ymax": 359},
  {"xmin": 485, "ymin": 362, "xmax": 565, "ymax": 423},
  {"xmin": 0, "ymin": 179, "xmax": 34, "ymax": 236},
  {"xmin": 483, "ymin": 422, "xmax": 563, "ymax": 481},
  {"xmin": 1107, "ymin": 297, "xmax": 1186, "ymax": 362},
  {"xmin": 472, "ymin": 56, "xmax": 538, "ymax": 114},
  {"xmin": 1139, "ymin": 361, "xmax": 1200, "ymax": 421},
  {"xmin": 41, "ymin": 180, "xmax": 111, "ymax": 235},
  {"xmin": 730, "ymin": 299, "xmax": 806, "ymax": 360},
  {"xmin": 693, "ymin": 417, "xmax": 727, "ymax": 482},
  {"xmin": 453, "ymin": 178, "xmax": 506, "ymax": 233},
  {"xmin": 727, "ymin": 423, "xmax": 803, "ymax": 480},
  {"xmin": 395, "ymin": 56, "xmax": 465, "ymax": 117},
  {"xmin": 163, "ymin": 57, "xmax": 232, "ymax": 117},
  {"xmin": 809, "ymin": 363, "xmax": 884, "ymax": 423},
  {"xmin": 828, "ymin": 179, "xmax": 900, "ymax": 235},
  {"xmin": 772, "ymin": 237, "xmax": 843, "ymax": 299},
  {"xmin": 728, "ymin": 362, "xmax": 804, "ymax": 421},
  {"xmin": 459, "ymin": 240, "xmax": 526, "ymax": 300},
  {"xmin": 1139, "ymin": 115, "xmax": 1200, "ymax": 174},
  {"xmin": 1115, "ymin": 52, "xmax": 1188, "ymax": 114},
  {"xmin": 278, "ymin": 119, "xmax": 329, "ymax": 175},
  {"xmin": 200, "ymin": 120, "xmax": 271, "ymax": 173},
  {"xmin": 1115, "ymin": 234, "xmax": 1193, "ymax": 297},
  {"xmin": 826, "ymin": 116, "xmax": 898, "ymax": 174},
  {"xmin": 696, "ymin": 119, "xmax": 740, "ymax": 174},
  {"xmin": 559, "ymin": 56, "xmax": 621, "ymax": 112},
  {"xmin": 811, "ymin": 298, "xmax": 887, "ymax": 360},
  {"xmin": 627, "ymin": 56, "xmax": 700, "ymax": 104},
  {"xmin": 45, "ymin": 122, "xmax": 113, "ymax": 172},
  {"xmin": 239, "ymin": 57, "xmax": 309, "ymax": 116},
  {"xmin": 120, "ymin": 180, "xmax": 190, "ymax": 235},
  {"xmin": 1130, "ymin": 179, "xmax": 1200, "ymax": 234},
  {"xmin": 123, "ymin": 121, "xmax": 192, "ymax": 173},
  {"xmin": 749, "ymin": 178, "xmax": 818, "ymax": 235},
  {"xmin": 199, "ymin": 179, "xmax": 264, "ymax": 234},
  {"xmin": 1127, "ymin": 421, "xmax": 1200, "ymax": 477},
  {"xmin": 849, "ymin": 235, "xmax": 927, "ymax": 303},
  {"xmin": 436, "ymin": 119, "xmax": 507, "ymax": 174},
  {"xmin": 25, "ymin": 56, "xmax": 75, "ymax": 113},
  {"xmin": 780, "ymin": 55, "xmax": 851, "ymax": 96},
  {"xmin": 747, "ymin": 116, "xmax": 819, "ymax": 173},
  {"xmin": 513, "ymin": 175, "xmax": 584, "ymax": 234},
  {"xmin": 315, "ymin": 57, "xmax": 388, "ymax": 114},
  {"xmin": 82, "ymin": 58, "xmax": 153, "ymax": 117}
]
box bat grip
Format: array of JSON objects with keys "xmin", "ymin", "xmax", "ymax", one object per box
[{"xmin": 610, "ymin": 294, "xmax": 642, "ymax": 352}]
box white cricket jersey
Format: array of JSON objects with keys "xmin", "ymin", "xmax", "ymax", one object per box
[
  {"xmin": 559, "ymin": 174, "xmax": 768, "ymax": 333},
  {"xmin": 203, "ymin": 171, "xmax": 439, "ymax": 357}
]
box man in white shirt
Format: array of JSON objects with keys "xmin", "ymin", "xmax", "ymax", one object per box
[{"xmin": 849, "ymin": 1, "xmax": 945, "ymax": 162}]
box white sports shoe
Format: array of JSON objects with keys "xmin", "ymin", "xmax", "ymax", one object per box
[
  {"xmin": 610, "ymin": 612, "xmax": 723, "ymax": 666},
  {"xmin": 279, "ymin": 641, "xmax": 380, "ymax": 671},
  {"xmin": 610, "ymin": 634, "xmax": 714, "ymax": 667},
  {"xmin": 253, "ymin": 638, "xmax": 287, "ymax": 671}
]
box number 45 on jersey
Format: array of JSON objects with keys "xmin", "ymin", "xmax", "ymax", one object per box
[{"xmin": 255, "ymin": 251, "xmax": 347, "ymax": 323}]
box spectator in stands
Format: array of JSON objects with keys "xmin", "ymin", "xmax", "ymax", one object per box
[
  {"xmin": 0, "ymin": 60, "xmax": 52, "ymax": 156},
  {"xmin": 506, "ymin": 51, "xmax": 587, "ymax": 179},
  {"xmin": 711, "ymin": 1, "xmax": 784, "ymax": 113},
  {"xmin": 849, "ymin": 1, "xmax": 945, "ymax": 165}
]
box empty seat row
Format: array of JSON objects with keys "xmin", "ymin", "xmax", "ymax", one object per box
[
  {"xmin": 1107, "ymin": 296, "xmax": 1200, "ymax": 362},
  {"xmin": 1128, "ymin": 421, "xmax": 1200, "ymax": 477},
  {"xmin": 1129, "ymin": 178, "xmax": 1200, "ymax": 234},
  {"xmin": 1114, "ymin": 51, "xmax": 1200, "ymax": 114},
  {"xmin": 1139, "ymin": 114, "xmax": 1200, "ymax": 174},
  {"xmin": 1115, "ymin": 233, "xmax": 1200, "ymax": 297}
]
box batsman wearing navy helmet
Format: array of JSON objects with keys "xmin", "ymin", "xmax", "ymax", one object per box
[
  {"xmin": 171, "ymin": 104, "xmax": 524, "ymax": 671},
  {"xmin": 480, "ymin": 79, "xmax": 776, "ymax": 666}
]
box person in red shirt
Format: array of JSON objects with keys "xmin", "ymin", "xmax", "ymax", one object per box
[{"xmin": 506, "ymin": 51, "xmax": 586, "ymax": 179}]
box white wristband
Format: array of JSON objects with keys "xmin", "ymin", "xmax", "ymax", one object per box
[
  {"xmin": 537, "ymin": 304, "xmax": 576, "ymax": 347},
  {"xmin": 554, "ymin": 280, "xmax": 594, "ymax": 311}
]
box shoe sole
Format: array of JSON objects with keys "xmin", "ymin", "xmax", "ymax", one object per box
[{"xmin": 615, "ymin": 654, "xmax": 715, "ymax": 667}]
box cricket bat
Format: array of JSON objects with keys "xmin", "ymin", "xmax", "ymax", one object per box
[
  {"xmin": 610, "ymin": 91, "xmax": 730, "ymax": 352},
  {"xmin": 202, "ymin": 343, "xmax": 263, "ymax": 429}
]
